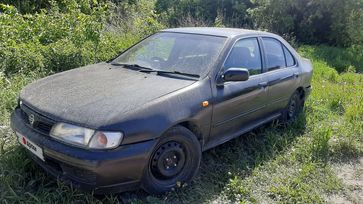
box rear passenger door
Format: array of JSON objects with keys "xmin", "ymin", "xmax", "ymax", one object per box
[{"xmin": 261, "ymin": 37, "xmax": 300, "ymax": 113}]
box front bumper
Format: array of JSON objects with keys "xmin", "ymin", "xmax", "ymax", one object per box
[{"xmin": 10, "ymin": 108, "xmax": 157, "ymax": 194}]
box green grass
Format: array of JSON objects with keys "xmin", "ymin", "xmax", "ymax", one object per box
[
  {"xmin": 298, "ymin": 45, "xmax": 363, "ymax": 73},
  {"xmin": 0, "ymin": 45, "xmax": 362, "ymax": 203}
]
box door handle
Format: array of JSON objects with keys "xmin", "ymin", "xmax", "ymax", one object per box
[{"xmin": 258, "ymin": 82, "xmax": 268, "ymax": 88}]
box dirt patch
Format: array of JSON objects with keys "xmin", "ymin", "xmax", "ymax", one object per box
[{"xmin": 327, "ymin": 158, "xmax": 363, "ymax": 204}]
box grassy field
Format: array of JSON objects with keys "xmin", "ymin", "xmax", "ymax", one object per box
[{"xmin": 0, "ymin": 45, "xmax": 362, "ymax": 203}]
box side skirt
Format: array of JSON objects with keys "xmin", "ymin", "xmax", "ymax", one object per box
[{"xmin": 203, "ymin": 112, "xmax": 281, "ymax": 151}]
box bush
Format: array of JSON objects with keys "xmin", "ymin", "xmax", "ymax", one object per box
[
  {"xmin": 155, "ymin": 0, "xmax": 363, "ymax": 47},
  {"xmin": 0, "ymin": 0, "xmax": 163, "ymax": 76},
  {"xmin": 0, "ymin": 2, "xmax": 107, "ymax": 75}
]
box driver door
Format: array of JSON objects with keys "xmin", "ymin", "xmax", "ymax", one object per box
[{"xmin": 209, "ymin": 37, "xmax": 268, "ymax": 144}]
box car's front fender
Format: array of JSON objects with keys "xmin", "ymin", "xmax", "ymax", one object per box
[{"xmin": 103, "ymin": 78, "xmax": 214, "ymax": 146}]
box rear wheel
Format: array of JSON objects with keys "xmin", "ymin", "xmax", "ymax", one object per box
[
  {"xmin": 283, "ymin": 90, "xmax": 304, "ymax": 122},
  {"xmin": 142, "ymin": 126, "xmax": 201, "ymax": 194}
]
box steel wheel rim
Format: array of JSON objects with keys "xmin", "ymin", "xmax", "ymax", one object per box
[
  {"xmin": 151, "ymin": 141, "xmax": 186, "ymax": 180},
  {"xmin": 288, "ymin": 98, "xmax": 297, "ymax": 118}
]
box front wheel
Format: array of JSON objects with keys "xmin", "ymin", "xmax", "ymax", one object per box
[{"xmin": 142, "ymin": 126, "xmax": 201, "ymax": 194}]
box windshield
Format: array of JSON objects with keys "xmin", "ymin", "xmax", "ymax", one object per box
[{"xmin": 112, "ymin": 32, "xmax": 227, "ymax": 76}]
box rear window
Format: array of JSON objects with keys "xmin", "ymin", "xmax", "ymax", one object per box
[
  {"xmin": 283, "ymin": 46, "xmax": 296, "ymax": 67},
  {"xmin": 262, "ymin": 37, "xmax": 285, "ymax": 71}
]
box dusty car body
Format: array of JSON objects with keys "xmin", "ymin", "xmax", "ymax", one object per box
[{"xmin": 11, "ymin": 27, "xmax": 313, "ymax": 194}]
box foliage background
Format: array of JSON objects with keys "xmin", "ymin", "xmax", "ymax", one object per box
[
  {"xmin": 0, "ymin": 0, "xmax": 362, "ymax": 203},
  {"xmin": 0, "ymin": 0, "xmax": 362, "ymax": 77},
  {"xmin": 156, "ymin": 0, "xmax": 363, "ymax": 46}
]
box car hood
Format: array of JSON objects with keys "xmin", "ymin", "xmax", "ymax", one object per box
[{"xmin": 20, "ymin": 62, "xmax": 195, "ymax": 128}]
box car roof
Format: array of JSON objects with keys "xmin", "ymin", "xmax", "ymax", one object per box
[{"xmin": 162, "ymin": 27, "xmax": 271, "ymax": 38}]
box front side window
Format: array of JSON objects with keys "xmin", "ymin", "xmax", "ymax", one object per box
[
  {"xmin": 113, "ymin": 32, "xmax": 227, "ymax": 76},
  {"xmin": 262, "ymin": 37, "xmax": 286, "ymax": 71},
  {"xmin": 224, "ymin": 38, "xmax": 262, "ymax": 76}
]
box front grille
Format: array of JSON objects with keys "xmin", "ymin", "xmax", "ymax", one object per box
[
  {"xmin": 37, "ymin": 122, "xmax": 53, "ymax": 133},
  {"xmin": 20, "ymin": 104, "xmax": 55, "ymax": 135}
]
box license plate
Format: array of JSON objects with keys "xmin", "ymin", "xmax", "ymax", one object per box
[{"xmin": 16, "ymin": 132, "xmax": 45, "ymax": 161}]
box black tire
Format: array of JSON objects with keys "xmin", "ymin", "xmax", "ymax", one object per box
[
  {"xmin": 283, "ymin": 90, "xmax": 304, "ymax": 122},
  {"xmin": 142, "ymin": 126, "xmax": 201, "ymax": 194}
]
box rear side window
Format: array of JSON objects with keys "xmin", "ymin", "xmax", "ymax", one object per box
[
  {"xmin": 283, "ymin": 46, "xmax": 296, "ymax": 67},
  {"xmin": 224, "ymin": 38, "xmax": 262, "ymax": 76},
  {"xmin": 262, "ymin": 38, "xmax": 285, "ymax": 71}
]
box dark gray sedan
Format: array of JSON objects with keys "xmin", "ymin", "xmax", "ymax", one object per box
[{"xmin": 11, "ymin": 27, "xmax": 312, "ymax": 194}]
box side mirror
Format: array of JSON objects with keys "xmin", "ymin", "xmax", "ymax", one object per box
[{"xmin": 222, "ymin": 68, "xmax": 249, "ymax": 82}]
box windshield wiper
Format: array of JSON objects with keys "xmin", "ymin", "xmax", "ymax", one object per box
[
  {"xmin": 139, "ymin": 69, "xmax": 200, "ymax": 78},
  {"xmin": 110, "ymin": 63, "xmax": 200, "ymax": 78},
  {"xmin": 110, "ymin": 63, "xmax": 153, "ymax": 71}
]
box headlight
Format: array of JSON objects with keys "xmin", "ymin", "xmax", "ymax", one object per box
[{"xmin": 50, "ymin": 123, "xmax": 123, "ymax": 149}]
